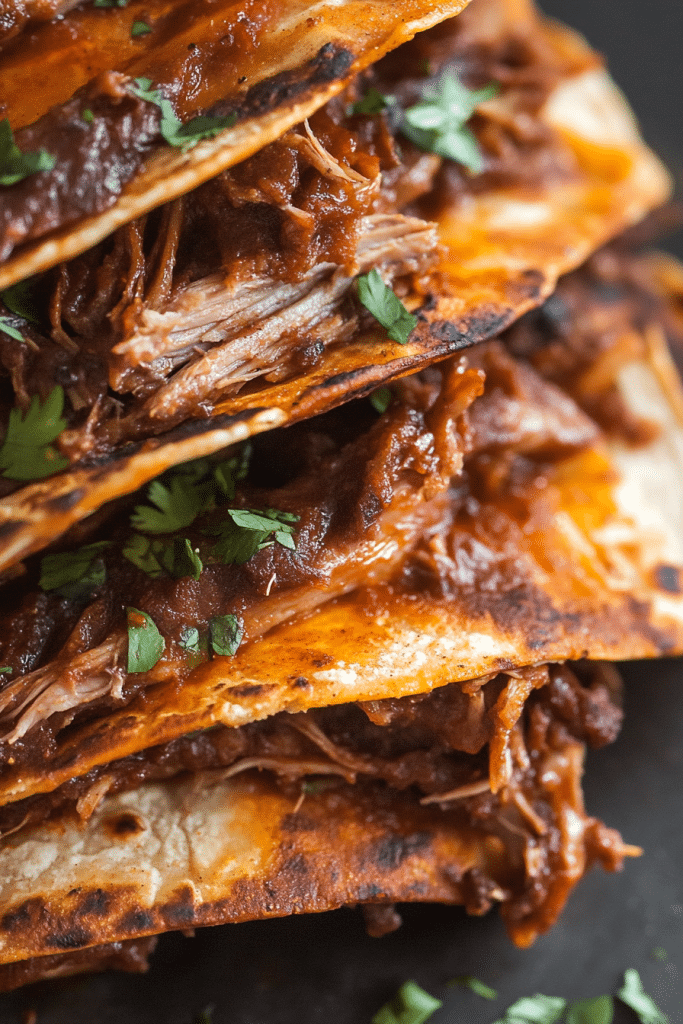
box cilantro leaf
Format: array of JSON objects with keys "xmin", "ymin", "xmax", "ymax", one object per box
[
  {"xmin": 131, "ymin": 19, "xmax": 151, "ymax": 36},
  {"xmin": 0, "ymin": 386, "xmax": 69, "ymax": 480},
  {"xmin": 131, "ymin": 476, "xmax": 208, "ymax": 534},
  {"xmin": 372, "ymin": 980, "xmax": 442, "ymax": 1024},
  {"xmin": 179, "ymin": 626, "xmax": 201, "ymax": 654},
  {"xmin": 357, "ymin": 268, "xmax": 417, "ymax": 345},
  {"xmin": 349, "ymin": 88, "xmax": 394, "ymax": 116},
  {"xmin": 651, "ymin": 948, "xmax": 668, "ymax": 962},
  {"xmin": 449, "ymin": 976, "xmax": 497, "ymax": 1000},
  {"xmin": 127, "ymin": 608, "xmax": 165, "ymax": 673},
  {"xmin": 0, "ymin": 119, "xmax": 56, "ymax": 186},
  {"xmin": 123, "ymin": 534, "xmax": 202, "ymax": 580},
  {"xmin": 130, "ymin": 78, "xmax": 236, "ymax": 152},
  {"xmin": 213, "ymin": 442, "xmax": 251, "ymax": 501},
  {"xmin": 1, "ymin": 279, "xmax": 41, "ymax": 325},
  {"xmin": 39, "ymin": 541, "xmax": 110, "ymax": 600},
  {"xmin": 93, "ymin": 0, "xmax": 128, "ymax": 7},
  {"xmin": 566, "ymin": 995, "xmax": 613, "ymax": 1024},
  {"xmin": 401, "ymin": 72, "xmax": 497, "ymax": 174},
  {"xmin": 370, "ymin": 386, "xmax": 392, "ymax": 414},
  {"xmin": 209, "ymin": 508, "xmax": 299, "ymax": 566},
  {"xmin": 492, "ymin": 994, "xmax": 567, "ymax": 1024},
  {"xmin": 0, "ymin": 318, "xmax": 24, "ymax": 342},
  {"xmin": 209, "ymin": 614, "xmax": 242, "ymax": 657},
  {"xmin": 617, "ymin": 970, "xmax": 668, "ymax": 1024},
  {"xmin": 82, "ymin": 109, "xmax": 95, "ymax": 124},
  {"xmin": 0, "ymin": 667, "xmax": 12, "ymax": 674}
]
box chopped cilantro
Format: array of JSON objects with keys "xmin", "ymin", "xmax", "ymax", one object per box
[
  {"xmin": 209, "ymin": 508, "xmax": 299, "ymax": 566},
  {"xmin": 372, "ymin": 980, "xmax": 442, "ymax": 1024},
  {"xmin": 93, "ymin": 0, "xmax": 128, "ymax": 7},
  {"xmin": 370, "ymin": 386, "xmax": 392, "ymax": 414},
  {"xmin": 348, "ymin": 88, "xmax": 394, "ymax": 116},
  {"xmin": 82, "ymin": 109, "xmax": 95, "ymax": 124},
  {"xmin": 179, "ymin": 626, "xmax": 201, "ymax": 654},
  {"xmin": 131, "ymin": 19, "xmax": 151, "ymax": 36},
  {"xmin": 131, "ymin": 476, "xmax": 208, "ymax": 534},
  {"xmin": 123, "ymin": 534, "xmax": 202, "ymax": 580},
  {"xmin": 449, "ymin": 976, "xmax": 497, "ymax": 1000},
  {"xmin": 651, "ymin": 948, "xmax": 668, "ymax": 962},
  {"xmin": 39, "ymin": 541, "xmax": 110, "ymax": 600},
  {"xmin": 0, "ymin": 118, "xmax": 56, "ymax": 186},
  {"xmin": 492, "ymin": 994, "xmax": 567, "ymax": 1024},
  {"xmin": 616, "ymin": 970, "xmax": 668, "ymax": 1024},
  {"xmin": 127, "ymin": 608, "xmax": 165, "ymax": 673},
  {"xmin": 566, "ymin": 995, "xmax": 613, "ymax": 1024},
  {"xmin": 0, "ymin": 318, "xmax": 24, "ymax": 342},
  {"xmin": 1, "ymin": 279, "xmax": 40, "ymax": 325},
  {"xmin": 357, "ymin": 268, "xmax": 417, "ymax": 345},
  {"xmin": 401, "ymin": 72, "xmax": 497, "ymax": 174},
  {"xmin": 0, "ymin": 667, "xmax": 12, "ymax": 674},
  {"xmin": 209, "ymin": 614, "xmax": 242, "ymax": 657},
  {"xmin": 130, "ymin": 78, "xmax": 236, "ymax": 152},
  {"xmin": 0, "ymin": 386, "xmax": 69, "ymax": 481},
  {"xmin": 213, "ymin": 443, "xmax": 251, "ymax": 501}
]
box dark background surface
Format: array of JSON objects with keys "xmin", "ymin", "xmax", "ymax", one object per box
[{"xmin": 2, "ymin": 0, "xmax": 683, "ymax": 1021}]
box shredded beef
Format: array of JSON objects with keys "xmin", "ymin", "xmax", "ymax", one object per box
[{"xmin": 0, "ymin": 936, "xmax": 157, "ymax": 993}]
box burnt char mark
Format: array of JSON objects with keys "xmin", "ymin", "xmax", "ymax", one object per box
[
  {"xmin": 292, "ymin": 676, "xmax": 310, "ymax": 689},
  {"xmin": 229, "ymin": 683, "xmax": 267, "ymax": 699},
  {"xmin": 106, "ymin": 812, "xmax": 146, "ymax": 838},
  {"xmin": 44, "ymin": 927, "xmax": 93, "ymax": 951},
  {"xmin": 45, "ymin": 488, "xmax": 85, "ymax": 512},
  {"xmin": 1, "ymin": 898, "xmax": 43, "ymax": 933},
  {"xmin": 237, "ymin": 44, "xmax": 355, "ymax": 119},
  {"xmin": 373, "ymin": 831, "xmax": 432, "ymax": 870},
  {"xmin": 654, "ymin": 563, "xmax": 682, "ymax": 594},
  {"xmin": 78, "ymin": 889, "xmax": 112, "ymax": 917},
  {"xmin": 118, "ymin": 908, "xmax": 155, "ymax": 934},
  {"xmin": 163, "ymin": 886, "xmax": 196, "ymax": 927},
  {"xmin": 429, "ymin": 308, "xmax": 512, "ymax": 348}
]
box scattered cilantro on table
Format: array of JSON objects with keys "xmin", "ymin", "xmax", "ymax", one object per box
[
  {"xmin": 130, "ymin": 78, "xmax": 236, "ymax": 151},
  {"xmin": 617, "ymin": 969, "xmax": 668, "ymax": 1024},
  {"xmin": 0, "ymin": 385, "xmax": 69, "ymax": 480},
  {"xmin": 372, "ymin": 981, "xmax": 442, "ymax": 1024},
  {"xmin": 357, "ymin": 268, "xmax": 417, "ymax": 345},
  {"xmin": 565, "ymin": 996, "xmax": 613, "ymax": 1024},
  {"xmin": 449, "ymin": 975, "xmax": 497, "ymax": 1000}
]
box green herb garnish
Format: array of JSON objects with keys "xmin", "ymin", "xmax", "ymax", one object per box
[
  {"xmin": 0, "ymin": 319, "xmax": 24, "ymax": 342},
  {"xmin": 126, "ymin": 608, "xmax": 165, "ymax": 673},
  {"xmin": 82, "ymin": 109, "xmax": 95, "ymax": 124},
  {"xmin": 492, "ymin": 994, "xmax": 567, "ymax": 1024},
  {"xmin": 566, "ymin": 995, "xmax": 613, "ymax": 1024},
  {"xmin": 0, "ymin": 667, "xmax": 12, "ymax": 674},
  {"xmin": 131, "ymin": 19, "xmax": 151, "ymax": 36},
  {"xmin": 93, "ymin": 0, "xmax": 128, "ymax": 7},
  {"xmin": 357, "ymin": 268, "xmax": 417, "ymax": 345},
  {"xmin": 1, "ymin": 279, "xmax": 40, "ymax": 325},
  {"xmin": 372, "ymin": 980, "xmax": 442, "ymax": 1024},
  {"xmin": 0, "ymin": 386, "xmax": 69, "ymax": 480},
  {"xmin": 131, "ymin": 476, "xmax": 209, "ymax": 535},
  {"xmin": 616, "ymin": 970, "xmax": 668, "ymax": 1024},
  {"xmin": 209, "ymin": 508, "xmax": 299, "ymax": 566},
  {"xmin": 401, "ymin": 72, "xmax": 497, "ymax": 174},
  {"xmin": 370, "ymin": 387, "xmax": 392, "ymax": 414},
  {"xmin": 651, "ymin": 948, "xmax": 668, "ymax": 962},
  {"xmin": 122, "ymin": 534, "xmax": 202, "ymax": 580},
  {"xmin": 179, "ymin": 626, "xmax": 201, "ymax": 654},
  {"xmin": 449, "ymin": 975, "xmax": 497, "ymax": 1000},
  {"xmin": 348, "ymin": 88, "xmax": 394, "ymax": 116},
  {"xmin": 40, "ymin": 541, "xmax": 110, "ymax": 600},
  {"xmin": 0, "ymin": 119, "xmax": 56, "ymax": 186},
  {"xmin": 130, "ymin": 78, "xmax": 236, "ymax": 151},
  {"xmin": 209, "ymin": 614, "xmax": 242, "ymax": 657}
]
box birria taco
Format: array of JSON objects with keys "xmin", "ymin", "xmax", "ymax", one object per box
[
  {"xmin": 0, "ymin": 0, "xmax": 670, "ymax": 572},
  {"xmin": 0, "ymin": 240, "xmax": 681, "ymax": 987}
]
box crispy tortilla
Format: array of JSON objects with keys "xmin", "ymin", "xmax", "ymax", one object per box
[
  {"xmin": 0, "ymin": 248, "xmax": 681, "ymax": 811},
  {"xmin": 0, "ymin": 720, "xmax": 633, "ymax": 965},
  {"xmin": 0, "ymin": 1, "xmax": 671, "ymax": 573}
]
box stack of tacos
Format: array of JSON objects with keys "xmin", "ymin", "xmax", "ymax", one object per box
[{"xmin": 0, "ymin": 0, "xmax": 681, "ymax": 990}]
